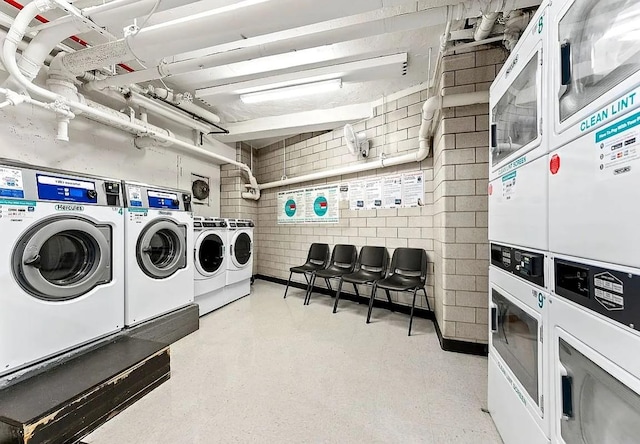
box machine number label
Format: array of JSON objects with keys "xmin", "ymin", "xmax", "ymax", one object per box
[
  {"xmin": 537, "ymin": 16, "xmax": 544, "ymax": 34},
  {"xmin": 595, "ymin": 110, "xmax": 640, "ymax": 180},
  {"xmin": 0, "ymin": 167, "xmax": 25, "ymax": 199}
]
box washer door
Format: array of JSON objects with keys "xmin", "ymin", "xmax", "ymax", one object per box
[
  {"xmin": 195, "ymin": 232, "xmax": 225, "ymax": 276},
  {"xmin": 12, "ymin": 216, "xmax": 112, "ymax": 301},
  {"xmin": 137, "ymin": 219, "xmax": 187, "ymax": 279},
  {"xmin": 231, "ymin": 231, "xmax": 252, "ymax": 268}
]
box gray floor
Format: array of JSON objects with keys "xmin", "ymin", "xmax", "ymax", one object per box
[{"xmin": 85, "ymin": 280, "xmax": 501, "ymax": 443}]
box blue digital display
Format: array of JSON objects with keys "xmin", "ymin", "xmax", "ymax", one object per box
[
  {"xmin": 0, "ymin": 188, "xmax": 24, "ymax": 198},
  {"xmin": 36, "ymin": 174, "xmax": 97, "ymax": 203},
  {"xmin": 148, "ymin": 196, "xmax": 179, "ymax": 209}
]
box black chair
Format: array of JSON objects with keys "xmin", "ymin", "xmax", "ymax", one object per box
[
  {"xmin": 305, "ymin": 244, "xmax": 358, "ymax": 305},
  {"xmin": 368, "ymin": 248, "xmax": 429, "ymax": 336},
  {"xmin": 283, "ymin": 243, "xmax": 330, "ymax": 302},
  {"xmin": 333, "ymin": 246, "xmax": 389, "ymax": 314}
]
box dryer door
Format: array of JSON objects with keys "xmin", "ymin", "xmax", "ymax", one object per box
[
  {"xmin": 231, "ymin": 231, "xmax": 252, "ymax": 268},
  {"xmin": 137, "ymin": 219, "xmax": 187, "ymax": 279},
  {"xmin": 557, "ymin": 337, "xmax": 640, "ymax": 443},
  {"xmin": 12, "ymin": 216, "xmax": 112, "ymax": 300},
  {"xmin": 195, "ymin": 232, "xmax": 225, "ymax": 276},
  {"xmin": 558, "ymin": 0, "xmax": 640, "ymax": 122}
]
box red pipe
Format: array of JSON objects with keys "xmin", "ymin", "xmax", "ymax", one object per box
[{"xmin": 3, "ymin": 0, "xmax": 135, "ymax": 72}]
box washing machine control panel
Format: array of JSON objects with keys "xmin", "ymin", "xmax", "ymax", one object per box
[
  {"xmin": 554, "ymin": 258, "xmax": 640, "ymax": 333},
  {"xmin": 491, "ymin": 243, "xmax": 545, "ymax": 288}
]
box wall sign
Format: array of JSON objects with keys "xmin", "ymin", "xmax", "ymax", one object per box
[{"xmin": 278, "ymin": 185, "xmax": 339, "ymax": 224}]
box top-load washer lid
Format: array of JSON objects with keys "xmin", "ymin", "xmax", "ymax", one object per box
[
  {"xmin": 12, "ymin": 215, "xmax": 112, "ymax": 301},
  {"xmin": 137, "ymin": 218, "xmax": 187, "ymax": 279},
  {"xmin": 231, "ymin": 231, "xmax": 252, "ymax": 267},
  {"xmin": 195, "ymin": 231, "xmax": 225, "ymax": 276}
]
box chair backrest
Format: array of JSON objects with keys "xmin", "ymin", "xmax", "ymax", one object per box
[
  {"xmin": 357, "ymin": 246, "xmax": 389, "ymax": 274},
  {"xmin": 329, "ymin": 244, "xmax": 358, "ymax": 271},
  {"xmin": 388, "ymin": 248, "xmax": 427, "ymax": 282},
  {"xmin": 307, "ymin": 243, "xmax": 330, "ymax": 266}
]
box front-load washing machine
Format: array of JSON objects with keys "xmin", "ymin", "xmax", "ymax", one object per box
[
  {"xmin": 488, "ymin": 1, "xmax": 549, "ymax": 250},
  {"xmin": 225, "ymin": 219, "xmax": 254, "ymax": 302},
  {"xmin": 0, "ymin": 161, "xmax": 124, "ymax": 376},
  {"xmin": 194, "ymin": 216, "xmax": 233, "ymax": 316},
  {"xmin": 123, "ymin": 181, "xmax": 194, "ymax": 326},
  {"xmin": 488, "ymin": 266, "xmax": 550, "ymax": 444},
  {"xmin": 547, "ymin": 0, "xmax": 640, "ymax": 268}
]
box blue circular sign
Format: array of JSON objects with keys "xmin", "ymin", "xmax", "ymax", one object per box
[
  {"xmin": 314, "ymin": 196, "xmax": 328, "ymax": 217},
  {"xmin": 285, "ymin": 199, "xmax": 296, "ymax": 217}
]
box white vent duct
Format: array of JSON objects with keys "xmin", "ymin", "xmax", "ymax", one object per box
[{"xmin": 54, "ymin": 0, "xmax": 412, "ymax": 76}]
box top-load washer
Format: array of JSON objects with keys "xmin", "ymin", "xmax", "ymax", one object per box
[
  {"xmin": 193, "ymin": 216, "xmax": 229, "ymax": 316},
  {"xmin": 0, "ymin": 161, "xmax": 124, "ymax": 376},
  {"xmin": 547, "ymin": 0, "xmax": 640, "ymax": 268},
  {"xmin": 488, "ymin": 1, "xmax": 550, "ymax": 250},
  {"xmin": 225, "ymin": 219, "xmax": 253, "ymax": 302},
  {"xmin": 123, "ymin": 181, "xmax": 194, "ymax": 326}
]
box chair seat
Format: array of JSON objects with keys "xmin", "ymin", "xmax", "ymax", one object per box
[
  {"xmin": 376, "ymin": 274, "xmax": 422, "ymax": 291},
  {"xmin": 290, "ymin": 263, "xmax": 325, "ymax": 273},
  {"xmin": 316, "ymin": 265, "xmax": 351, "ymax": 278},
  {"xmin": 342, "ymin": 269, "xmax": 384, "ymax": 284}
]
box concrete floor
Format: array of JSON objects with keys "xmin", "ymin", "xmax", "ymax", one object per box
[{"xmin": 85, "ymin": 280, "xmax": 501, "ymax": 443}]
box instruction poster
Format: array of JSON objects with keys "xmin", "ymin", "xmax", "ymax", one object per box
[
  {"xmin": 382, "ymin": 175, "xmax": 402, "ymax": 208},
  {"xmin": 365, "ymin": 179, "xmax": 383, "ymax": 209},
  {"xmin": 278, "ymin": 185, "xmax": 339, "ymax": 224},
  {"xmin": 348, "ymin": 180, "xmax": 365, "ymax": 210},
  {"xmin": 401, "ymin": 171, "xmax": 424, "ymax": 207}
]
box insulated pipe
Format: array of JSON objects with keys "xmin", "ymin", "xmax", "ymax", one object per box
[
  {"xmin": 2, "ymin": 0, "xmax": 259, "ymax": 195},
  {"xmin": 55, "ymin": 0, "xmax": 413, "ymax": 76},
  {"xmin": 474, "ymin": 12, "xmax": 500, "ymax": 41},
  {"xmin": 146, "ymin": 86, "xmax": 221, "ymax": 124},
  {"xmin": 256, "ymin": 90, "xmax": 490, "ymax": 192}
]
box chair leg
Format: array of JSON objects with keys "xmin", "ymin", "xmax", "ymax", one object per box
[
  {"xmin": 366, "ymin": 283, "xmax": 377, "ymax": 324},
  {"xmin": 409, "ymin": 288, "xmax": 418, "ymax": 336},
  {"xmin": 353, "ymin": 283, "xmax": 360, "ymax": 299},
  {"xmin": 333, "ymin": 279, "xmax": 344, "ymax": 313},
  {"xmin": 422, "ymin": 287, "xmax": 431, "ymax": 311},
  {"xmin": 326, "ymin": 278, "xmax": 334, "ymax": 297},
  {"xmin": 385, "ymin": 289, "xmax": 393, "ymax": 311},
  {"xmin": 304, "ymin": 273, "xmax": 317, "ymax": 305},
  {"xmin": 283, "ymin": 272, "xmax": 293, "ymax": 299}
]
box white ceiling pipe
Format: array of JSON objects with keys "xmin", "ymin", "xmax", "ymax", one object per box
[
  {"xmin": 2, "ymin": 0, "xmax": 260, "ymax": 195},
  {"xmin": 86, "ymin": 5, "xmax": 448, "ymax": 89},
  {"xmin": 256, "ymin": 90, "xmax": 489, "ymax": 192},
  {"xmin": 474, "ymin": 12, "xmax": 500, "ymax": 41},
  {"xmin": 146, "ymin": 86, "xmax": 221, "ymax": 124},
  {"xmin": 55, "ymin": 0, "xmax": 416, "ymax": 76}
]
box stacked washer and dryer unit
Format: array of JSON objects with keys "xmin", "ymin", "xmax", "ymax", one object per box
[
  {"xmin": 193, "ymin": 217, "xmax": 254, "ymax": 316},
  {"xmin": 489, "ymin": 0, "xmax": 640, "ymax": 443}
]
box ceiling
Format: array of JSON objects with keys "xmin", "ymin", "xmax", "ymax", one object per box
[{"xmin": 0, "ymin": 0, "xmax": 541, "ymax": 148}]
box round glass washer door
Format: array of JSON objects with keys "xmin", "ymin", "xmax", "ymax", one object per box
[
  {"xmin": 195, "ymin": 232, "xmax": 225, "ymax": 276},
  {"xmin": 231, "ymin": 231, "xmax": 252, "ymax": 268},
  {"xmin": 137, "ymin": 219, "xmax": 187, "ymax": 279},
  {"xmin": 12, "ymin": 216, "xmax": 112, "ymax": 301}
]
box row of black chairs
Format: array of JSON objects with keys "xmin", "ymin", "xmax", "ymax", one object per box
[{"xmin": 283, "ymin": 243, "xmax": 430, "ymax": 336}]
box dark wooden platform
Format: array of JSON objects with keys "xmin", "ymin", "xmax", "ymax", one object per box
[{"xmin": 0, "ymin": 337, "xmax": 170, "ymax": 444}]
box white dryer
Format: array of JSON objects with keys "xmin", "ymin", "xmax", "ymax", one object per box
[
  {"xmin": 194, "ymin": 216, "xmax": 232, "ymax": 316},
  {"xmin": 225, "ymin": 219, "xmax": 254, "ymax": 302},
  {"xmin": 123, "ymin": 181, "xmax": 194, "ymax": 326},
  {"xmin": 0, "ymin": 161, "xmax": 124, "ymax": 376},
  {"xmin": 548, "ymin": 254, "xmax": 640, "ymax": 443},
  {"xmin": 488, "ymin": 1, "xmax": 549, "ymax": 250},
  {"xmin": 547, "ymin": 0, "xmax": 640, "ymax": 268}
]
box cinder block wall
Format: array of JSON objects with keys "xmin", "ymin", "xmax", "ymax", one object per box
[
  {"xmin": 432, "ymin": 46, "xmax": 508, "ymax": 344},
  {"xmin": 229, "ymin": 45, "xmax": 507, "ymax": 346}
]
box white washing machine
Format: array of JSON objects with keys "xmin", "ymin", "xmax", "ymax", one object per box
[
  {"xmin": 0, "ymin": 161, "xmax": 124, "ymax": 376},
  {"xmin": 225, "ymin": 218, "xmax": 254, "ymax": 302},
  {"xmin": 547, "ymin": 0, "xmax": 640, "ymax": 268},
  {"xmin": 488, "ymin": 1, "xmax": 549, "ymax": 250},
  {"xmin": 123, "ymin": 181, "xmax": 194, "ymax": 326},
  {"xmin": 193, "ymin": 216, "xmax": 233, "ymax": 316},
  {"xmin": 488, "ymin": 255, "xmax": 550, "ymax": 444}
]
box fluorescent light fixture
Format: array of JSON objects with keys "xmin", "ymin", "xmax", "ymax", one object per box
[{"xmin": 240, "ymin": 79, "xmax": 342, "ymax": 104}]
